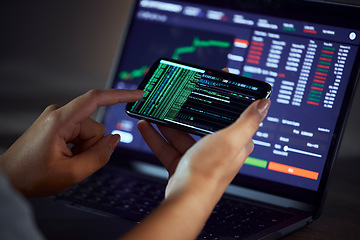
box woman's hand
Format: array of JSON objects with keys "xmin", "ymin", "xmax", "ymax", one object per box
[
  {"xmin": 0, "ymin": 89, "xmax": 144, "ymax": 197},
  {"xmin": 125, "ymin": 98, "xmax": 270, "ymax": 240},
  {"xmin": 138, "ymin": 98, "xmax": 270, "ymax": 200}
]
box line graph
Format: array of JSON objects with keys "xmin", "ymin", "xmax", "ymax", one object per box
[
  {"xmin": 171, "ymin": 37, "xmax": 231, "ymax": 60},
  {"xmin": 118, "ymin": 36, "xmax": 232, "ymax": 81},
  {"xmin": 118, "ymin": 65, "xmax": 149, "ymax": 81}
]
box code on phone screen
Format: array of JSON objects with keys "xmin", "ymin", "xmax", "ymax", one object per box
[{"xmin": 130, "ymin": 60, "xmax": 267, "ymax": 134}]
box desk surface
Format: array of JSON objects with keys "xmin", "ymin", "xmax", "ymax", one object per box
[{"xmin": 283, "ymin": 156, "xmax": 360, "ymax": 239}]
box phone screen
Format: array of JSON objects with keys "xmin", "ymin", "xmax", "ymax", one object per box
[{"xmin": 126, "ymin": 59, "xmax": 271, "ymax": 135}]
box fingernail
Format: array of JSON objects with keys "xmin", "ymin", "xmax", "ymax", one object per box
[
  {"xmin": 111, "ymin": 134, "xmax": 120, "ymax": 150},
  {"xmin": 257, "ymin": 99, "xmax": 271, "ymax": 117}
]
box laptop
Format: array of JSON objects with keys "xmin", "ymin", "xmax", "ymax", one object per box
[{"xmin": 54, "ymin": 0, "xmax": 360, "ymax": 239}]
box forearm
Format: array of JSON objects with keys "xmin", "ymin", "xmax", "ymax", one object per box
[{"xmin": 119, "ymin": 180, "xmax": 222, "ymax": 240}]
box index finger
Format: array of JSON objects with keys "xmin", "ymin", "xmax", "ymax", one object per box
[{"xmin": 60, "ymin": 89, "xmax": 144, "ymax": 124}]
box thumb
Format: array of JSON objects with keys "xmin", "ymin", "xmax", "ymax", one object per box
[
  {"xmin": 219, "ymin": 99, "xmax": 270, "ymax": 146},
  {"xmin": 68, "ymin": 134, "xmax": 120, "ymax": 182}
]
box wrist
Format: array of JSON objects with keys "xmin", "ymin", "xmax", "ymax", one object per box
[
  {"xmin": 166, "ymin": 170, "xmax": 226, "ymax": 214},
  {"xmin": 122, "ymin": 179, "xmax": 223, "ymax": 240}
]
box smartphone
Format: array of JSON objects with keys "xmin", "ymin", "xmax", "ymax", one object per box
[{"xmin": 126, "ymin": 58, "xmax": 272, "ymax": 136}]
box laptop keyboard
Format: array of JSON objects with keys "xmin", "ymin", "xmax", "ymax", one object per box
[
  {"xmin": 54, "ymin": 169, "xmax": 292, "ymax": 239},
  {"xmin": 200, "ymin": 199, "xmax": 292, "ymax": 239},
  {"xmin": 54, "ymin": 169, "xmax": 166, "ymax": 221}
]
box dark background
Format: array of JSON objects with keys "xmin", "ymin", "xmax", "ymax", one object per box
[
  {"xmin": 1, "ymin": 0, "xmax": 359, "ymax": 239},
  {"xmin": 0, "ymin": 1, "xmax": 133, "ymax": 151}
]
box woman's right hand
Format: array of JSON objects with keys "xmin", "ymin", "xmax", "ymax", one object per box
[
  {"xmin": 122, "ymin": 98, "xmax": 270, "ymax": 240},
  {"xmin": 138, "ymin": 98, "xmax": 270, "ymax": 200}
]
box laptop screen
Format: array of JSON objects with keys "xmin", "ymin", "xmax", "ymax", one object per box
[{"xmin": 102, "ymin": 0, "xmax": 360, "ymax": 203}]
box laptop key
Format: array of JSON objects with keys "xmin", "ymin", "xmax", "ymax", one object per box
[
  {"xmin": 202, "ymin": 226, "xmax": 248, "ymax": 239},
  {"xmin": 256, "ymin": 210, "xmax": 289, "ymax": 224},
  {"xmin": 198, "ymin": 231, "xmax": 237, "ymax": 240},
  {"xmin": 236, "ymin": 219, "xmax": 273, "ymax": 234}
]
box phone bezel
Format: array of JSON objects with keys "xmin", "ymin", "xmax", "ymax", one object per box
[{"xmin": 125, "ymin": 58, "xmax": 272, "ymax": 136}]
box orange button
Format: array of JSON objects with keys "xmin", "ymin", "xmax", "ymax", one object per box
[{"xmin": 268, "ymin": 162, "xmax": 319, "ymax": 180}]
